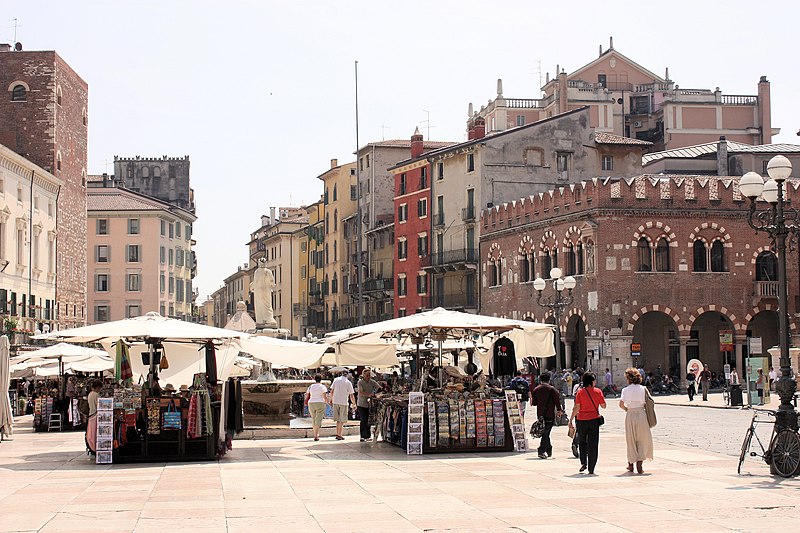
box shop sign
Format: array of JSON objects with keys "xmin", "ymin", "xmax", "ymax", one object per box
[{"xmin": 719, "ymin": 330, "xmax": 734, "ymax": 351}]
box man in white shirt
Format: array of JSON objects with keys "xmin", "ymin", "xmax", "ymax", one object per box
[
  {"xmin": 768, "ymin": 367, "xmax": 778, "ymax": 391},
  {"xmin": 330, "ymin": 372, "xmax": 356, "ymax": 440}
]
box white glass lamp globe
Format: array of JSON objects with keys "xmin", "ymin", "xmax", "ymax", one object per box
[
  {"xmin": 767, "ymin": 155, "xmax": 792, "ymax": 182},
  {"xmin": 739, "ymin": 172, "xmax": 764, "ymax": 200},
  {"xmin": 533, "ymin": 278, "xmax": 546, "ymax": 291},
  {"xmin": 564, "ymin": 276, "xmax": 577, "ymax": 290},
  {"xmin": 762, "ymin": 179, "xmax": 779, "ymax": 204},
  {"xmin": 549, "ymin": 267, "xmax": 562, "ymax": 280}
]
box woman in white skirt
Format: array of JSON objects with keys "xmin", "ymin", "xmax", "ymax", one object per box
[{"xmin": 619, "ymin": 367, "xmax": 653, "ymax": 474}]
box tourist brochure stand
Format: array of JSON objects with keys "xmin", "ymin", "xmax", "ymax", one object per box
[
  {"xmin": 96, "ymin": 397, "xmax": 113, "ymax": 464},
  {"xmin": 504, "ymin": 389, "xmax": 528, "ymax": 452}
]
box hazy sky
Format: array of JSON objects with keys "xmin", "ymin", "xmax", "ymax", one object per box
[{"xmin": 3, "ymin": 0, "xmax": 798, "ymax": 300}]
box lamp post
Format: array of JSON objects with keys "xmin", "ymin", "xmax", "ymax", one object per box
[
  {"xmin": 739, "ymin": 155, "xmax": 798, "ymax": 435},
  {"xmin": 533, "ymin": 267, "xmax": 577, "ymax": 371}
]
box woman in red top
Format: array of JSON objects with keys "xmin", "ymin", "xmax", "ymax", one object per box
[{"xmin": 568, "ymin": 372, "xmax": 606, "ymax": 474}]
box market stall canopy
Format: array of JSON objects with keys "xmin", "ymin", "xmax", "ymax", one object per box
[
  {"xmin": 0, "ymin": 335, "xmax": 12, "ymax": 439},
  {"xmin": 237, "ymin": 335, "xmax": 330, "ymax": 369},
  {"xmin": 12, "ymin": 343, "xmax": 112, "ymax": 363},
  {"xmin": 34, "ymin": 312, "xmax": 247, "ymax": 344}
]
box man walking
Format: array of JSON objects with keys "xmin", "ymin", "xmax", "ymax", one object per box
[
  {"xmin": 530, "ymin": 371, "xmax": 562, "ymax": 459},
  {"xmin": 329, "ymin": 371, "xmax": 356, "ymax": 440},
  {"xmin": 700, "ymin": 364, "xmax": 712, "ymax": 401},
  {"xmin": 356, "ymin": 369, "xmax": 381, "ymax": 442}
]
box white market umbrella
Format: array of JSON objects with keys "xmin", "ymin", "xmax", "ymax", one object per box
[
  {"xmin": 238, "ymin": 335, "xmax": 330, "ymax": 369},
  {"xmin": 35, "ymin": 312, "xmax": 247, "ymax": 344},
  {"xmin": 0, "ymin": 335, "xmax": 12, "ymax": 439},
  {"xmin": 12, "ymin": 343, "xmax": 111, "ymax": 363}
]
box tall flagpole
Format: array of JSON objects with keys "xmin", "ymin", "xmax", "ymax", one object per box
[{"xmin": 355, "ymin": 60, "xmax": 364, "ymax": 326}]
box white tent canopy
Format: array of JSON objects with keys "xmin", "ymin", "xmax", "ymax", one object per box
[
  {"xmin": 12, "ymin": 343, "xmax": 112, "ymax": 363},
  {"xmin": 237, "ymin": 336, "xmax": 331, "ymax": 369}
]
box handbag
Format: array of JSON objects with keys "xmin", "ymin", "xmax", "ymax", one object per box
[
  {"xmin": 159, "ymin": 353, "xmax": 169, "ymax": 370},
  {"xmin": 583, "ymin": 386, "xmax": 604, "ymax": 426},
  {"xmin": 529, "ymin": 416, "xmax": 546, "ymax": 438},
  {"xmin": 162, "ymin": 399, "xmax": 182, "ymax": 430},
  {"xmin": 644, "ymin": 387, "xmax": 657, "ymax": 428},
  {"xmin": 554, "ymin": 411, "xmax": 569, "ymax": 427}
]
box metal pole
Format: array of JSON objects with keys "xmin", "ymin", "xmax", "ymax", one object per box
[
  {"xmin": 774, "ymin": 181, "xmax": 797, "ymax": 430},
  {"xmin": 554, "ymin": 306, "xmax": 562, "ymax": 371}
]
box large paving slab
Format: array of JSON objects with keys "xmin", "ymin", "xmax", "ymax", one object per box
[{"xmin": 1, "ymin": 405, "xmax": 799, "ymax": 532}]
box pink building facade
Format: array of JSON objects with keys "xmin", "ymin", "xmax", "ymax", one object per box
[{"xmin": 87, "ymin": 185, "xmax": 196, "ymax": 323}]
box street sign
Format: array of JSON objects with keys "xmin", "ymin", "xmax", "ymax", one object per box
[
  {"xmin": 630, "ymin": 343, "xmax": 641, "ymax": 357},
  {"xmin": 749, "ymin": 337, "xmax": 763, "ymax": 354}
]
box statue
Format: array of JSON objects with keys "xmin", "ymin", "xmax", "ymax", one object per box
[
  {"xmin": 585, "ymin": 242, "xmax": 595, "ymax": 273},
  {"xmin": 252, "ymin": 257, "xmax": 277, "ymax": 328}
]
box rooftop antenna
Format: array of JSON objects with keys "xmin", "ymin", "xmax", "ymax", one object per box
[
  {"xmin": 10, "ymin": 18, "xmax": 22, "ymax": 43},
  {"xmin": 381, "ymin": 123, "xmax": 390, "ymax": 141},
  {"xmin": 421, "ymin": 110, "xmax": 435, "ymax": 139}
]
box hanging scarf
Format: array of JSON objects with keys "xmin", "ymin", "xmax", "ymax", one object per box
[
  {"xmin": 115, "ymin": 340, "xmax": 133, "ymax": 386},
  {"xmin": 204, "ymin": 340, "xmax": 218, "ymax": 385}
]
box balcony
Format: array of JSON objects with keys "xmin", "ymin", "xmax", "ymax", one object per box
[
  {"xmin": 432, "ymin": 212, "xmax": 445, "ymax": 228},
  {"xmin": 427, "ymin": 292, "xmax": 478, "ymax": 310},
  {"xmin": 461, "ymin": 206, "xmax": 476, "ymax": 222},
  {"xmin": 426, "ymin": 248, "xmax": 478, "ymax": 272},
  {"xmin": 292, "ymin": 303, "xmax": 307, "ymax": 317},
  {"xmin": 755, "ymin": 281, "xmax": 779, "ymax": 298}
]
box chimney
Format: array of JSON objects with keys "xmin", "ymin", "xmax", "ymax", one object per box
[
  {"xmin": 410, "ymin": 127, "xmax": 424, "ymax": 158},
  {"xmin": 0, "ymin": 44, "xmax": 10, "ymax": 52},
  {"xmin": 757, "ymin": 76, "xmax": 772, "ymax": 145},
  {"xmin": 716, "ymin": 136, "xmax": 729, "ymax": 176},
  {"xmin": 330, "ymin": 158, "xmax": 338, "ymax": 169},
  {"xmin": 261, "ymin": 215, "xmax": 270, "ymax": 227},
  {"xmin": 473, "ymin": 117, "xmax": 486, "ymax": 140},
  {"xmin": 557, "ymin": 69, "xmax": 568, "ymax": 113},
  {"xmin": 270, "ymin": 207, "xmax": 276, "ymax": 224}
]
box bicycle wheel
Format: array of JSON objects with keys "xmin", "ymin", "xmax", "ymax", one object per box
[
  {"xmin": 771, "ymin": 429, "xmax": 800, "ymax": 478},
  {"xmin": 738, "ymin": 427, "xmax": 754, "ymax": 474}
]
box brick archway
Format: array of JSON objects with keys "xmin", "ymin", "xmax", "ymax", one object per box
[
  {"xmin": 744, "ymin": 302, "xmax": 797, "ymax": 332},
  {"xmin": 688, "ymin": 305, "xmax": 738, "ymax": 332},
  {"xmin": 627, "ymin": 305, "xmax": 683, "ymax": 332},
  {"xmin": 566, "ymin": 308, "xmax": 589, "ymax": 332},
  {"xmin": 631, "ymin": 221, "xmax": 676, "ymax": 247}
]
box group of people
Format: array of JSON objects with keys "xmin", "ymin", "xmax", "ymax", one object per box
[
  {"xmin": 303, "ymin": 369, "xmax": 381, "ymax": 442},
  {"xmin": 528, "ymin": 368, "xmax": 654, "ymax": 476}
]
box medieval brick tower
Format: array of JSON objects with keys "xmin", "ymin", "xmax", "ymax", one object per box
[{"xmin": 0, "ymin": 44, "xmax": 89, "ymax": 327}]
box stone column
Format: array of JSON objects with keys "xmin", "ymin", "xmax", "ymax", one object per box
[
  {"xmin": 564, "ymin": 343, "xmax": 573, "ymax": 370},
  {"xmin": 734, "ymin": 335, "xmax": 746, "ymax": 376},
  {"xmin": 679, "ymin": 337, "xmax": 689, "ymax": 388}
]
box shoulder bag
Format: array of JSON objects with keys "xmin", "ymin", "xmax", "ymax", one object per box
[
  {"xmin": 583, "ymin": 387, "xmax": 604, "ymax": 426},
  {"xmin": 644, "ymin": 386, "xmax": 657, "ymax": 428},
  {"xmin": 162, "ymin": 399, "xmax": 182, "ymax": 430},
  {"xmin": 529, "ymin": 389, "xmax": 550, "ymax": 438}
]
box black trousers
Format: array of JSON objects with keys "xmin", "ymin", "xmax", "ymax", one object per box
[
  {"xmin": 357, "ymin": 406, "xmax": 371, "ymax": 439},
  {"xmin": 538, "ymin": 419, "xmax": 554, "ymax": 455},
  {"xmin": 576, "ymin": 418, "xmax": 601, "ymax": 473},
  {"xmin": 687, "ymin": 383, "xmax": 695, "ymax": 400}
]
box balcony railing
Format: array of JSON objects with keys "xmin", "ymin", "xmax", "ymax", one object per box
[
  {"xmin": 430, "ymin": 293, "xmax": 478, "ymax": 309},
  {"xmin": 462, "ymin": 206, "xmax": 476, "ymax": 222},
  {"xmin": 755, "ymin": 281, "xmax": 779, "ymax": 298},
  {"xmin": 431, "ymin": 248, "xmax": 478, "ymax": 267},
  {"xmin": 432, "ymin": 212, "xmax": 445, "ymax": 228}
]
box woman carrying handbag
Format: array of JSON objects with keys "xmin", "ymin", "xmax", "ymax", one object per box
[{"xmin": 568, "ymin": 372, "xmax": 606, "ymax": 475}]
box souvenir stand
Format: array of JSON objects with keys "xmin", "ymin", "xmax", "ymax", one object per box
[
  {"xmin": 324, "ymin": 308, "xmax": 554, "ymax": 455},
  {"xmin": 11, "ymin": 343, "xmax": 113, "ymax": 432},
  {"xmin": 35, "ymin": 313, "xmax": 245, "ymax": 463}
]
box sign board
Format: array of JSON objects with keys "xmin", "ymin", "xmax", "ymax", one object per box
[
  {"xmin": 724, "ymin": 363, "xmax": 731, "ymax": 381},
  {"xmin": 719, "ymin": 330, "xmax": 734, "ymax": 351},
  {"xmin": 749, "ymin": 337, "xmax": 763, "ymax": 354},
  {"xmin": 630, "ymin": 343, "xmax": 642, "ymax": 357}
]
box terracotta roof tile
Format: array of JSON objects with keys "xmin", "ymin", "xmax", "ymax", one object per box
[
  {"xmin": 594, "ymin": 132, "xmax": 653, "ymax": 146},
  {"xmin": 87, "ymin": 189, "xmax": 170, "ymax": 211}
]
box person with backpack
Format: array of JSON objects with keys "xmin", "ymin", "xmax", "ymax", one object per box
[{"xmin": 507, "ymin": 371, "xmax": 530, "ymax": 415}]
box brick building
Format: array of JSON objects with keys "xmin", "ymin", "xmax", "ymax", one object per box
[
  {"xmin": 0, "ymin": 45, "xmax": 89, "ymax": 328},
  {"xmin": 479, "ymin": 174, "xmax": 799, "ymax": 385}
]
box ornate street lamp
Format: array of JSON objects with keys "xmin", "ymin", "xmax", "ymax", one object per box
[
  {"xmin": 740, "ymin": 155, "xmax": 799, "ymax": 472},
  {"xmin": 533, "ymin": 267, "xmax": 577, "ymax": 371}
]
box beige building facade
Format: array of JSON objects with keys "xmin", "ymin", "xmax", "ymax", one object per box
[
  {"xmin": 0, "ymin": 144, "xmax": 62, "ymax": 333},
  {"xmin": 86, "ymin": 185, "xmax": 196, "ymax": 323}
]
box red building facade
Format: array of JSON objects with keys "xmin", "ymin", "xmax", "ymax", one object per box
[
  {"xmin": 479, "ymin": 174, "xmax": 800, "ymax": 384},
  {"xmin": 391, "ymin": 129, "xmax": 433, "ymax": 317}
]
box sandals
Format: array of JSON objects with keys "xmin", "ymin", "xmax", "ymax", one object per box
[
  {"xmin": 626, "ymin": 463, "xmax": 634, "ymax": 472},
  {"xmin": 636, "ymin": 461, "xmax": 644, "ymax": 474}
]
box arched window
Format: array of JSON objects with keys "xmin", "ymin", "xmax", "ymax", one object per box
[
  {"xmin": 755, "ymin": 251, "xmax": 777, "ymax": 281},
  {"xmin": 332, "ymin": 273, "xmax": 338, "ymax": 294},
  {"xmin": 552, "ymin": 247, "xmax": 559, "ymax": 268},
  {"xmin": 324, "ymin": 188, "xmax": 329, "ymax": 205},
  {"xmin": 655, "ymin": 238, "xmax": 670, "ymax": 272},
  {"xmin": 56, "ymin": 85, "xmax": 63, "ymax": 106},
  {"xmin": 333, "ymin": 184, "xmax": 338, "ymax": 201},
  {"xmin": 637, "ymin": 238, "xmax": 651, "ymax": 271},
  {"xmin": 333, "ymin": 241, "xmax": 337, "ymax": 261},
  {"xmin": 520, "ymin": 254, "xmax": 530, "ymax": 283},
  {"xmin": 82, "ymin": 107, "xmax": 88, "ymax": 126},
  {"xmin": 710, "ymin": 240, "xmax": 725, "ymax": 272},
  {"xmin": 542, "ymin": 249, "xmax": 552, "ymax": 277},
  {"xmin": 11, "ymin": 84, "xmax": 26, "ymax": 102},
  {"xmin": 142, "ymin": 166, "xmax": 149, "ymax": 178},
  {"xmin": 153, "ymin": 166, "xmax": 161, "ymax": 178},
  {"xmin": 565, "ymin": 243, "xmax": 576, "ymax": 276},
  {"xmin": 334, "ymin": 209, "xmax": 338, "ymax": 231},
  {"xmin": 56, "ymin": 151, "xmax": 62, "ymax": 172},
  {"xmin": 490, "ymin": 261, "xmax": 501, "ymax": 286},
  {"xmin": 325, "ymin": 244, "xmax": 329, "ymax": 264},
  {"xmin": 576, "ymin": 242, "xmax": 584, "ymax": 274},
  {"xmin": 693, "ymin": 240, "xmax": 707, "ymax": 272},
  {"xmin": 325, "ymin": 213, "xmax": 329, "ymax": 234}
]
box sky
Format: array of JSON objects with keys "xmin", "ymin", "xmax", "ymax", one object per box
[{"xmin": 2, "ymin": 0, "xmax": 799, "ymax": 301}]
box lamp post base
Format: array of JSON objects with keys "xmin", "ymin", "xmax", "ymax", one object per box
[{"xmin": 774, "ymin": 375, "xmax": 799, "ymax": 432}]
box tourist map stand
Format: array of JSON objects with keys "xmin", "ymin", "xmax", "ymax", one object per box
[
  {"xmin": 96, "ymin": 397, "xmax": 113, "ymax": 464},
  {"xmin": 504, "ymin": 389, "xmax": 528, "ymax": 452}
]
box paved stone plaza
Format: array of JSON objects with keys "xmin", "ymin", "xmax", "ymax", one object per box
[{"xmin": 1, "ymin": 395, "xmax": 799, "ymax": 533}]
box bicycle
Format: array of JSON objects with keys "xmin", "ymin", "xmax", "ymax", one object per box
[{"xmin": 738, "ymin": 410, "xmax": 800, "ymax": 477}]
